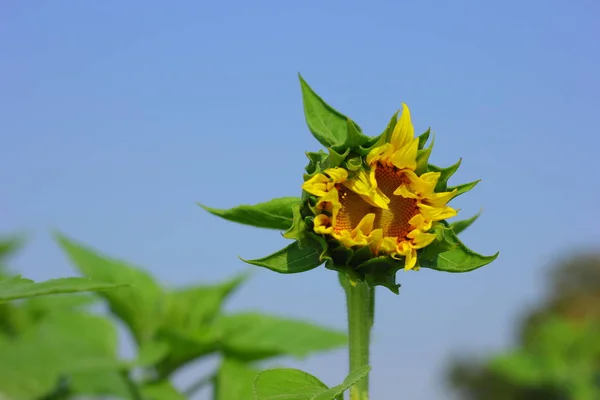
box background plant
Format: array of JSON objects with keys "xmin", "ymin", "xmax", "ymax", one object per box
[
  {"xmin": 447, "ymin": 253, "xmax": 600, "ymax": 400},
  {"xmin": 0, "ymin": 233, "xmax": 346, "ymax": 400}
]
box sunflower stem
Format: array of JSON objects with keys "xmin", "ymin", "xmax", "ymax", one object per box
[{"xmin": 341, "ymin": 272, "xmax": 374, "ymax": 400}]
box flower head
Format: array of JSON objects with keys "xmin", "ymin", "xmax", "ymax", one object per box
[{"xmin": 200, "ymin": 75, "xmax": 498, "ymax": 293}]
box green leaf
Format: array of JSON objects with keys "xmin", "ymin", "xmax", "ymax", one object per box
[
  {"xmin": 448, "ymin": 180, "xmax": 480, "ymax": 199},
  {"xmin": 0, "ymin": 276, "xmax": 127, "ymax": 302},
  {"xmin": 359, "ymin": 110, "xmax": 399, "ymax": 155},
  {"xmin": 417, "ymin": 127, "xmax": 431, "ymax": 149},
  {"xmin": 0, "ymin": 312, "xmax": 121, "ymax": 399},
  {"xmin": 299, "ymin": 74, "xmax": 362, "ymax": 148},
  {"xmin": 430, "ymin": 159, "xmax": 462, "ymax": 191},
  {"xmin": 253, "ymin": 366, "xmax": 371, "ymax": 400},
  {"xmin": 69, "ymin": 371, "xmax": 130, "ymax": 398},
  {"xmin": 0, "ymin": 235, "xmax": 24, "ymax": 264},
  {"xmin": 215, "ymin": 358, "xmax": 259, "ymax": 400},
  {"xmin": 198, "ymin": 197, "xmax": 300, "ymax": 231},
  {"xmin": 313, "ymin": 366, "xmax": 372, "ymax": 400},
  {"xmin": 241, "ymin": 240, "xmax": 324, "ymax": 274},
  {"xmin": 253, "ymin": 368, "xmax": 328, "ymax": 400},
  {"xmin": 344, "ymin": 118, "xmax": 369, "ymax": 149},
  {"xmin": 416, "ymin": 148, "xmax": 432, "ymax": 175},
  {"xmin": 155, "ymin": 274, "xmax": 247, "ymax": 375},
  {"xmin": 304, "ymin": 150, "xmax": 330, "ymax": 176},
  {"xmin": 55, "ymin": 233, "xmax": 165, "ymax": 344},
  {"xmin": 217, "ymin": 312, "xmax": 347, "ymax": 362},
  {"xmin": 419, "ymin": 224, "xmax": 498, "ymax": 273},
  {"xmin": 449, "ymin": 211, "xmax": 482, "ymax": 235},
  {"xmin": 141, "ymin": 380, "xmax": 187, "ymax": 400}
]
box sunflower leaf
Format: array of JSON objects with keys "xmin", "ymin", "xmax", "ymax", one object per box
[
  {"xmin": 240, "ymin": 239, "xmax": 324, "ymax": 274},
  {"xmin": 198, "ymin": 197, "xmax": 300, "ymax": 231},
  {"xmin": 430, "ymin": 159, "xmax": 462, "ymax": 191},
  {"xmin": 449, "ymin": 211, "xmax": 482, "ymax": 235},
  {"xmin": 417, "ymin": 127, "xmax": 431, "ymax": 149},
  {"xmin": 299, "ymin": 74, "xmax": 363, "ymax": 148},
  {"xmin": 304, "ymin": 150, "xmax": 330, "ymax": 176},
  {"xmin": 448, "ymin": 180, "xmax": 480, "ymax": 199},
  {"xmin": 419, "ymin": 223, "xmax": 498, "ymax": 272}
]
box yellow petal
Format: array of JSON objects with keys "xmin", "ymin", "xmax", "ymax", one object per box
[
  {"xmin": 366, "ymin": 143, "xmax": 394, "ymax": 166},
  {"xmin": 408, "ymin": 231, "xmax": 437, "ymax": 249},
  {"xmin": 354, "ymin": 213, "xmax": 376, "ymax": 236},
  {"xmin": 343, "ymin": 169, "xmax": 390, "ymax": 210},
  {"xmin": 390, "ymin": 103, "xmax": 415, "ymax": 149},
  {"xmin": 419, "ymin": 203, "xmax": 458, "ymax": 221},
  {"xmin": 379, "ymin": 237, "xmax": 399, "ymax": 254},
  {"xmin": 408, "ymin": 214, "xmax": 432, "ymax": 231},
  {"xmin": 302, "ymin": 173, "xmax": 330, "ymax": 196},
  {"xmin": 424, "ymin": 189, "xmax": 457, "ymax": 207},
  {"xmin": 391, "ymin": 138, "xmax": 418, "ymax": 170},
  {"xmin": 393, "ymin": 182, "xmax": 419, "ymax": 199},
  {"xmin": 367, "ymin": 228, "xmax": 383, "ymax": 253},
  {"xmin": 314, "ymin": 214, "xmax": 334, "ymax": 234},
  {"xmin": 411, "ymin": 171, "xmax": 441, "ymax": 194},
  {"xmin": 316, "ymin": 188, "xmax": 341, "ymax": 216},
  {"xmin": 324, "ymin": 167, "xmax": 348, "ymax": 183}
]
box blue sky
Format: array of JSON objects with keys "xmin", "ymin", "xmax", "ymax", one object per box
[{"xmin": 1, "ymin": 0, "xmax": 599, "ymax": 398}]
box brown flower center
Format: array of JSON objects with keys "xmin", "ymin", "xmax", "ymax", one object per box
[{"xmin": 333, "ymin": 165, "xmax": 419, "ymax": 240}]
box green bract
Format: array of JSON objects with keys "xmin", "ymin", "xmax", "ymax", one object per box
[{"xmin": 199, "ymin": 75, "xmax": 498, "ymax": 293}]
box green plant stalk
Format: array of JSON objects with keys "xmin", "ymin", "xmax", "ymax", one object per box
[{"xmin": 341, "ymin": 273, "xmax": 374, "ymax": 400}]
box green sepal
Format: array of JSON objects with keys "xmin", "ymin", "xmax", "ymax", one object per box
[
  {"xmin": 328, "ymin": 146, "xmax": 351, "ymax": 167},
  {"xmin": 447, "ymin": 180, "xmax": 480, "ymax": 199},
  {"xmin": 449, "ymin": 210, "xmax": 482, "ymax": 235},
  {"xmin": 299, "ymin": 74, "xmax": 364, "ymax": 149},
  {"xmin": 304, "ymin": 150, "xmax": 330, "ymax": 176},
  {"xmin": 416, "ymin": 148, "xmax": 432, "ymax": 175},
  {"xmin": 357, "ymin": 257, "xmax": 402, "ymax": 294},
  {"xmin": 417, "ymin": 127, "xmax": 431, "ymax": 149},
  {"xmin": 240, "ymin": 238, "xmax": 324, "ymax": 274},
  {"xmin": 358, "ymin": 110, "xmax": 399, "ymax": 156},
  {"xmin": 429, "ymin": 159, "xmax": 462, "ymax": 191},
  {"xmin": 345, "ymin": 155, "xmax": 363, "ymax": 171},
  {"xmin": 418, "ymin": 222, "xmax": 499, "ymax": 272},
  {"xmin": 344, "ymin": 118, "xmax": 370, "ymax": 149},
  {"xmin": 198, "ymin": 197, "xmax": 300, "ymax": 231}
]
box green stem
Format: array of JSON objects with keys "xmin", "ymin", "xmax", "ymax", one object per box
[
  {"xmin": 341, "ymin": 273, "xmax": 374, "ymax": 400},
  {"xmin": 120, "ymin": 370, "xmax": 143, "ymax": 400}
]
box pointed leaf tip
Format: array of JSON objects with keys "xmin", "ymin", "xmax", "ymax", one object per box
[
  {"xmin": 198, "ymin": 197, "xmax": 299, "ymax": 231},
  {"xmin": 239, "ymin": 241, "xmax": 323, "ymax": 274},
  {"xmin": 450, "ymin": 209, "xmax": 483, "ymax": 235},
  {"xmin": 299, "ymin": 76, "xmax": 361, "ymax": 149}
]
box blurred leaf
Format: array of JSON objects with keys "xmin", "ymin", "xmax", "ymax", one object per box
[
  {"xmin": 0, "ymin": 312, "xmax": 120, "ymax": 399},
  {"xmin": 313, "ymin": 366, "xmax": 372, "ymax": 400},
  {"xmin": 56, "ymin": 233, "xmax": 165, "ymax": 344},
  {"xmin": 198, "ymin": 197, "xmax": 299, "ymax": 231},
  {"xmin": 0, "ymin": 276, "xmax": 127, "ymax": 302},
  {"xmin": 156, "ymin": 274, "xmax": 247, "ymax": 376},
  {"xmin": 215, "ymin": 358, "xmax": 259, "ymax": 400},
  {"xmin": 253, "ymin": 368, "xmax": 328, "ymax": 399},
  {"xmin": 141, "ymin": 380, "xmax": 187, "ymax": 400},
  {"xmin": 134, "ymin": 340, "xmax": 170, "ymax": 367},
  {"xmin": 253, "ymin": 366, "xmax": 371, "ymax": 400},
  {"xmin": 217, "ymin": 312, "xmax": 346, "ymax": 361},
  {"xmin": 0, "ymin": 235, "xmax": 24, "ymax": 271},
  {"xmin": 69, "ymin": 371, "xmax": 130, "ymax": 399}
]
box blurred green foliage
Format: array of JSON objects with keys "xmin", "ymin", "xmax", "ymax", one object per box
[
  {"xmin": 447, "ymin": 253, "xmax": 600, "ymax": 400},
  {"xmin": 0, "ymin": 233, "xmax": 347, "ymax": 400}
]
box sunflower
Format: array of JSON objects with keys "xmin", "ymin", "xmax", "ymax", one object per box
[{"xmin": 302, "ymin": 104, "xmax": 459, "ymax": 270}]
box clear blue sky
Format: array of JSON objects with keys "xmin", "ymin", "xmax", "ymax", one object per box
[{"xmin": 2, "ymin": 1, "xmax": 599, "ymax": 399}]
